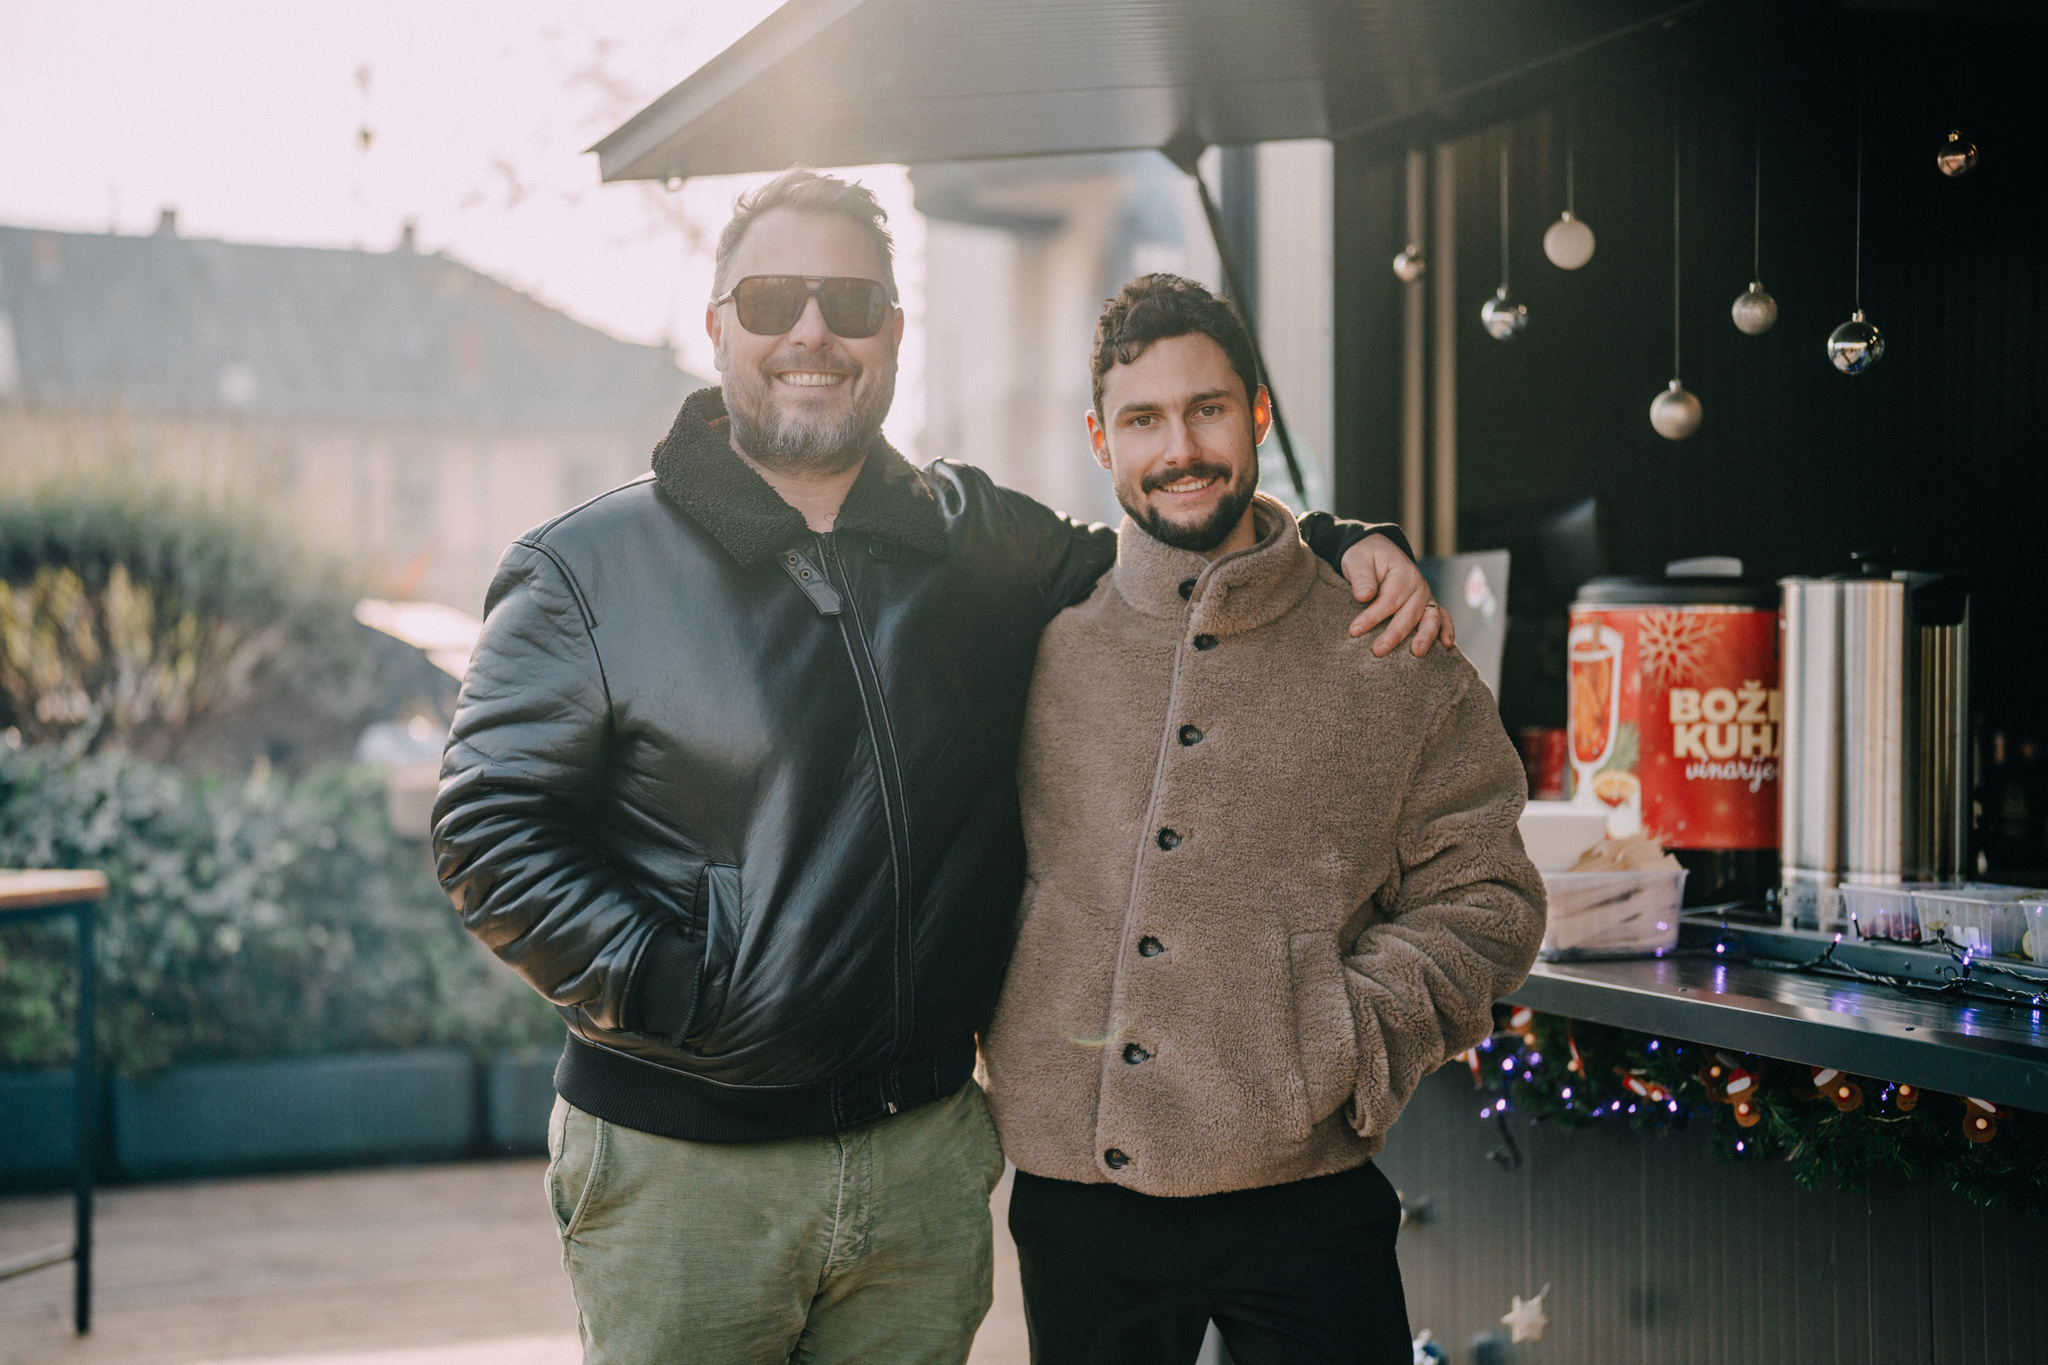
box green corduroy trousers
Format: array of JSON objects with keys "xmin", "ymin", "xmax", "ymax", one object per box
[{"xmin": 546, "ymin": 1080, "xmax": 1006, "ymax": 1364}]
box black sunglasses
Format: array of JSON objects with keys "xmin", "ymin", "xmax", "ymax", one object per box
[{"xmin": 713, "ymin": 275, "xmax": 893, "ymax": 339}]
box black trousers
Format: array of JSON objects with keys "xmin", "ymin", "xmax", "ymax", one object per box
[{"xmin": 1007, "ymin": 1161, "xmax": 1413, "ymax": 1365}]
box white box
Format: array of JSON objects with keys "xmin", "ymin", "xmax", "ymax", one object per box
[{"xmin": 1517, "ymin": 802, "xmax": 1612, "ymax": 872}]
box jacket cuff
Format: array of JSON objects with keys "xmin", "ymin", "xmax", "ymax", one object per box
[
  {"xmin": 1299, "ymin": 512, "xmax": 1416, "ymax": 569},
  {"xmin": 628, "ymin": 927, "xmax": 700, "ymax": 1043}
]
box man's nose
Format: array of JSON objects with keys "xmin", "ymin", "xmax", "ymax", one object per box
[
  {"xmin": 1160, "ymin": 417, "xmax": 1198, "ymax": 465},
  {"xmin": 784, "ymin": 293, "xmax": 833, "ymax": 347}
]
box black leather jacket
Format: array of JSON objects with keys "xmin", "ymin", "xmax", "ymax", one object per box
[{"xmin": 434, "ymin": 388, "xmax": 1406, "ymax": 1141}]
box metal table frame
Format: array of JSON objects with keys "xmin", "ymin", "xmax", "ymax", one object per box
[{"xmin": 0, "ymin": 872, "xmax": 105, "ymax": 1334}]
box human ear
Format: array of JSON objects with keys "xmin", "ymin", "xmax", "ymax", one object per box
[
  {"xmin": 1251, "ymin": 385, "xmax": 1272, "ymax": 447},
  {"xmin": 1085, "ymin": 409, "xmax": 1112, "ymax": 472}
]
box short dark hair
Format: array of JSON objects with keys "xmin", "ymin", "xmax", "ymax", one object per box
[
  {"xmin": 713, "ymin": 168, "xmax": 898, "ymax": 301},
  {"xmin": 1090, "ymin": 274, "xmax": 1259, "ymax": 419}
]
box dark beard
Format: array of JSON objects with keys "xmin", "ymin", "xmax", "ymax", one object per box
[
  {"xmin": 1123, "ymin": 463, "xmax": 1258, "ymax": 553},
  {"xmin": 725, "ymin": 364, "xmax": 892, "ymax": 476}
]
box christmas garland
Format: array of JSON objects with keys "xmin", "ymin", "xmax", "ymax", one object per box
[{"xmin": 1455, "ymin": 1007, "xmax": 2048, "ymax": 1215}]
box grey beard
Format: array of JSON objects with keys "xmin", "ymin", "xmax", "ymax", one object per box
[
  {"xmin": 725, "ymin": 372, "xmax": 889, "ymax": 477},
  {"xmin": 729, "ymin": 401, "xmax": 871, "ymax": 475}
]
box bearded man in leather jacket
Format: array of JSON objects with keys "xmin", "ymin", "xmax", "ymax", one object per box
[{"xmin": 432, "ymin": 169, "xmax": 1447, "ymax": 1365}]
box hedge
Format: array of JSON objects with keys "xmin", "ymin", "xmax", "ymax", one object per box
[{"xmin": 0, "ymin": 744, "xmax": 561, "ymax": 1077}]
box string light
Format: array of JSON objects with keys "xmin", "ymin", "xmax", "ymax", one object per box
[{"xmin": 1467, "ymin": 1009, "xmax": 2037, "ymax": 1206}]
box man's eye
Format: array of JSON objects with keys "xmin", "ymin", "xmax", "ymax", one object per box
[{"xmin": 1131, "ymin": 415, "xmax": 1153, "ymax": 427}]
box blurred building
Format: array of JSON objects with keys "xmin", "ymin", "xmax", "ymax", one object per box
[
  {"xmin": 0, "ymin": 212, "xmax": 702, "ymax": 614},
  {"xmin": 912, "ymin": 142, "xmax": 1334, "ymax": 524}
]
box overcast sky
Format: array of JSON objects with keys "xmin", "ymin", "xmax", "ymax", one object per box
[{"xmin": 0, "ymin": 0, "xmax": 927, "ymax": 444}]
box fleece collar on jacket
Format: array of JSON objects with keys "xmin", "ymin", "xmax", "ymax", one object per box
[
  {"xmin": 1111, "ymin": 490, "xmax": 1319, "ymax": 638},
  {"xmin": 649, "ymin": 386, "xmax": 949, "ymax": 569}
]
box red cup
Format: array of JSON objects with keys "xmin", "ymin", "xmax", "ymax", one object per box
[{"xmin": 1518, "ymin": 727, "xmax": 1568, "ymax": 801}]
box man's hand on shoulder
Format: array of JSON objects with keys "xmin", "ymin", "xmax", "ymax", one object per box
[{"xmin": 1340, "ymin": 537, "xmax": 1454, "ymax": 658}]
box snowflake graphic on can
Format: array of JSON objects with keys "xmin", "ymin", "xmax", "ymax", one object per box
[{"xmin": 1634, "ymin": 610, "xmax": 1722, "ymax": 687}]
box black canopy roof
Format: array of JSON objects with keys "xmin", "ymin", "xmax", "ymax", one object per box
[{"xmin": 593, "ymin": 0, "xmax": 1781, "ymax": 183}]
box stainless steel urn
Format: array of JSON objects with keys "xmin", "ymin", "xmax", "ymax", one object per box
[{"xmin": 1778, "ymin": 564, "xmax": 1971, "ymax": 928}]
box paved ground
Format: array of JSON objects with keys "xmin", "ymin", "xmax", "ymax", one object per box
[{"xmin": 0, "ymin": 1162, "xmax": 1027, "ymax": 1365}]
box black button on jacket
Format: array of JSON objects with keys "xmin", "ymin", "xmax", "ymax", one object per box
[{"xmin": 433, "ymin": 387, "xmax": 1405, "ymax": 1143}]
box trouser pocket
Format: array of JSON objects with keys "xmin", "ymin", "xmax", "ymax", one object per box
[
  {"xmin": 962, "ymin": 1079, "xmax": 1008, "ymax": 1196},
  {"xmin": 546, "ymin": 1095, "xmax": 609, "ymax": 1245}
]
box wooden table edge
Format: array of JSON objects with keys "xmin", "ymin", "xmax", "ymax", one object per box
[{"xmin": 0, "ymin": 870, "xmax": 111, "ymax": 911}]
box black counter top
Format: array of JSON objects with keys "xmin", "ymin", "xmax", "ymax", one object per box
[{"xmin": 1503, "ymin": 949, "xmax": 2048, "ymax": 1111}]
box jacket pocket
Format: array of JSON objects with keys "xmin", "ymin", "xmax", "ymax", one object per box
[
  {"xmin": 1288, "ymin": 931, "xmax": 1360, "ymax": 1133},
  {"xmin": 685, "ymin": 863, "xmax": 744, "ymax": 1046}
]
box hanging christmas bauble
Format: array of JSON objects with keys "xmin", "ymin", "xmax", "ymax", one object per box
[
  {"xmin": 1936, "ymin": 130, "xmax": 1978, "ymax": 178},
  {"xmin": 1392, "ymin": 245, "xmax": 1427, "ymax": 282},
  {"xmin": 1827, "ymin": 310, "xmax": 1885, "ymax": 374},
  {"xmin": 1542, "ymin": 212, "xmax": 1596, "ymax": 270},
  {"xmin": 1649, "ymin": 380, "xmax": 1702, "ymax": 440},
  {"xmin": 1731, "ymin": 282, "xmax": 1778, "ymax": 335},
  {"xmin": 1481, "ymin": 287, "xmax": 1527, "ymax": 339}
]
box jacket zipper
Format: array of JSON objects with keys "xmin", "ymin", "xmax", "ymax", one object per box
[{"xmin": 817, "ymin": 532, "xmax": 916, "ymax": 1088}]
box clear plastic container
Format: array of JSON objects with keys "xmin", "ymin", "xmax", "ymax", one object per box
[
  {"xmin": 1840, "ymin": 884, "xmax": 1927, "ymax": 942},
  {"xmin": 1778, "ymin": 881, "xmax": 1846, "ymax": 932},
  {"xmin": 1912, "ymin": 884, "xmax": 2032, "ymax": 957},
  {"xmin": 2022, "ymin": 899, "xmax": 2048, "ymax": 964},
  {"xmin": 1540, "ymin": 868, "xmax": 1688, "ymax": 959}
]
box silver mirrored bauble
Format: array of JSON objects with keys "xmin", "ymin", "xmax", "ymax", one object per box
[
  {"xmin": 1731, "ymin": 282, "xmax": 1778, "ymax": 335},
  {"xmin": 1542, "ymin": 212, "xmax": 1596, "ymax": 270},
  {"xmin": 1392, "ymin": 245, "xmax": 1427, "ymax": 282},
  {"xmin": 1827, "ymin": 310, "xmax": 1885, "ymax": 374},
  {"xmin": 1481, "ymin": 287, "xmax": 1528, "ymax": 340},
  {"xmin": 1650, "ymin": 380, "xmax": 1703, "ymax": 440},
  {"xmin": 1936, "ymin": 130, "xmax": 1978, "ymax": 178}
]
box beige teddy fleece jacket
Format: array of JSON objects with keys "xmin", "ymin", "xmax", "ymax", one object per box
[{"xmin": 980, "ymin": 493, "xmax": 1546, "ymax": 1198}]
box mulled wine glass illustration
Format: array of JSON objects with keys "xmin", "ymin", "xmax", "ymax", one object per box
[{"xmin": 1567, "ymin": 623, "xmax": 1625, "ymax": 810}]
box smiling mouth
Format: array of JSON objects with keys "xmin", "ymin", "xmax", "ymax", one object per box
[
  {"xmin": 1156, "ymin": 474, "xmax": 1219, "ymax": 495},
  {"xmin": 776, "ymin": 371, "xmax": 850, "ymax": 388}
]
